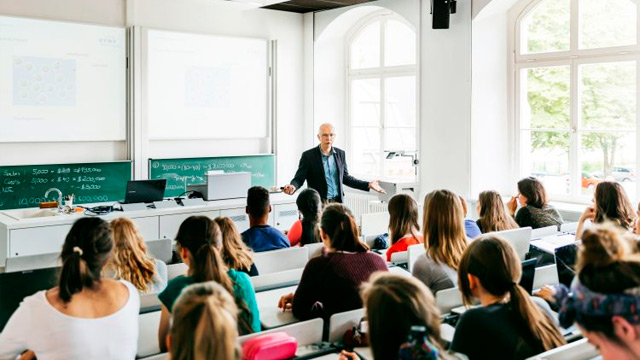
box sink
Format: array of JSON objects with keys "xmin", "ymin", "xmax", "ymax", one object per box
[{"xmin": 3, "ymin": 209, "xmax": 62, "ymax": 220}]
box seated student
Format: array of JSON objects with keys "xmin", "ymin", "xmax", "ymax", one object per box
[
  {"xmin": 557, "ymin": 225, "xmax": 640, "ymax": 360},
  {"xmin": 412, "ymin": 190, "xmax": 468, "ymax": 294},
  {"xmin": 241, "ymin": 186, "xmax": 290, "ymax": 252},
  {"xmin": 0, "ymin": 217, "xmax": 140, "ymax": 360},
  {"xmin": 277, "ymin": 204, "xmax": 388, "ymax": 321},
  {"xmin": 459, "ymin": 195, "xmax": 481, "ymax": 238},
  {"xmin": 214, "ymin": 217, "xmax": 259, "ymax": 276},
  {"xmin": 339, "ymin": 272, "xmax": 464, "ymax": 360},
  {"xmin": 507, "ymin": 177, "xmax": 563, "ymax": 229},
  {"xmin": 158, "ymin": 216, "xmax": 259, "ymax": 352},
  {"xmin": 450, "ymin": 234, "xmax": 565, "ymax": 360},
  {"xmin": 104, "ymin": 217, "xmax": 168, "ymax": 294},
  {"xmin": 576, "ymin": 181, "xmax": 635, "ymax": 239},
  {"xmin": 386, "ymin": 194, "xmax": 423, "ymax": 262},
  {"xmin": 167, "ymin": 281, "xmax": 240, "ymax": 360},
  {"xmin": 476, "ymin": 190, "xmax": 519, "ymax": 233},
  {"xmin": 287, "ymin": 188, "xmax": 323, "ymax": 247}
]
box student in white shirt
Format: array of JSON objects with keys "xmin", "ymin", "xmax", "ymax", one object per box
[{"xmin": 0, "ymin": 217, "xmax": 140, "ymax": 360}]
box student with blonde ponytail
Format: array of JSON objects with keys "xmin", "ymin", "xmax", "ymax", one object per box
[
  {"xmin": 278, "ymin": 204, "xmax": 388, "ymax": 321},
  {"xmin": 157, "ymin": 216, "xmax": 260, "ymax": 352},
  {"xmin": 451, "ymin": 235, "xmax": 565, "ymax": 359},
  {"xmin": 167, "ymin": 282, "xmax": 241, "ymax": 360},
  {"xmin": 0, "ymin": 217, "xmax": 140, "ymax": 360}
]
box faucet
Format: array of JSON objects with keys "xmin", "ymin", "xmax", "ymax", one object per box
[{"xmin": 44, "ymin": 188, "xmax": 63, "ymax": 210}]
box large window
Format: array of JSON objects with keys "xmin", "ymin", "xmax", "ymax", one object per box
[
  {"xmin": 347, "ymin": 13, "xmax": 418, "ymax": 181},
  {"xmin": 515, "ymin": 0, "xmax": 639, "ymax": 201}
]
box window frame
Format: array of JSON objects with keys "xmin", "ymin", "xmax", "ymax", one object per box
[
  {"xmin": 345, "ymin": 10, "xmax": 419, "ymax": 182},
  {"xmin": 511, "ymin": 0, "xmax": 640, "ymax": 203}
]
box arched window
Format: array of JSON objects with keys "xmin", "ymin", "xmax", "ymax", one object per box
[
  {"xmin": 347, "ymin": 12, "xmax": 418, "ymax": 181},
  {"xmin": 515, "ymin": 0, "xmax": 639, "ymax": 201}
]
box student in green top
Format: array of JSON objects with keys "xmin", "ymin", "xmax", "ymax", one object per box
[{"xmin": 157, "ymin": 216, "xmax": 260, "ymax": 351}]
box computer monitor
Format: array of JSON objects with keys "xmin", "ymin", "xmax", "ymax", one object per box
[
  {"xmin": 124, "ymin": 179, "xmax": 166, "ymax": 204},
  {"xmin": 555, "ymin": 242, "xmax": 579, "ymax": 287},
  {"xmin": 0, "ymin": 267, "xmax": 60, "ymax": 331},
  {"xmin": 519, "ymin": 258, "xmax": 537, "ymax": 295}
]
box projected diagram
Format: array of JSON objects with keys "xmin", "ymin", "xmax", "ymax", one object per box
[
  {"xmin": 185, "ymin": 67, "xmax": 231, "ymax": 108},
  {"xmin": 12, "ymin": 56, "xmax": 77, "ymax": 106}
]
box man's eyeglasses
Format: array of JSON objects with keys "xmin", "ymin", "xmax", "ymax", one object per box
[{"xmin": 320, "ymin": 133, "xmax": 336, "ymax": 138}]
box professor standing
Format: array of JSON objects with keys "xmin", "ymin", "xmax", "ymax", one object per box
[{"xmin": 283, "ymin": 123, "xmax": 385, "ymax": 203}]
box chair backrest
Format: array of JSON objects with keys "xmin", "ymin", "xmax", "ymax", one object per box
[
  {"xmin": 390, "ymin": 251, "xmax": 408, "ymax": 264},
  {"xmin": 360, "ymin": 212, "xmax": 389, "ymax": 237},
  {"xmin": 167, "ymin": 263, "xmax": 188, "ymax": 281},
  {"xmin": 531, "ymin": 225, "xmax": 558, "ymax": 239},
  {"xmin": 328, "ymin": 308, "xmax": 365, "ymax": 342},
  {"xmin": 407, "ymin": 243, "xmax": 426, "ymax": 273},
  {"xmin": 253, "ymin": 247, "xmax": 309, "ymax": 274},
  {"xmin": 560, "ymin": 222, "xmax": 579, "ymax": 233},
  {"xmin": 435, "ymin": 287, "xmax": 463, "ymax": 314},
  {"xmin": 239, "ymin": 318, "xmax": 324, "ymax": 347},
  {"xmin": 533, "ymin": 264, "xmax": 560, "ymax": 291},
  {"xmin": 146, "ymin": 238, "xmax": 173, "ymax": 264},
  {"xmin": 140, "ymin": 293, "xmax": 162, "ymax": 314},
  {"xmin": 304, "ymin": 242, "xmax": 325, "ymax": 260},
  {"xmin": 137, "ymin": 310, "xmax": 162, "ymax": 358},
  {"xmin": 250, "ymin": 268, "xmax": 304, "ymax": 292},
  {"xmin": 492, "ymin": 227, "xmax": 532, "ymax": 260},
  {"xmin": 525, "ymin": 338, "xmax": 599, "ymax": 360},
  {"xmin": 5, "ymin": 253, "xmax": 61, "ymax": 273}
]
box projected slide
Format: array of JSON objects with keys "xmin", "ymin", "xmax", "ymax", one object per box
[
  {"xmin": 0, "ymin": 16, "xmax": 126, "ymax": 142},
  {"xmin": 146, "ymin": 29, "xmax": 268, "ymax": 139}
]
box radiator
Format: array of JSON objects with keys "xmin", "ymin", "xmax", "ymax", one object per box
[{"xmin": 344, "ymin": 192, "xmax": 387, "ymax": 224}]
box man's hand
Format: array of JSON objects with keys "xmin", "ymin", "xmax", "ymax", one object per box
[
  {"xmin": 368, "ymin": 180, "xmax": 386, "ymax": 194},
  {"xmin": 283, "ymin": 184, "xmax": 296, "ymax": 195}
]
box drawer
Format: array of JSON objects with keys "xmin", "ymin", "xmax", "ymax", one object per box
[
  {"xmin": 159, "ymin": 210, "xmax": 221, "ymax": 240},
  {"xmin": 273, "ymin": 203, "xmax": 299, "ymax": 232},
  {"xmin": 10, "ymin": 224, "xmax": 72, "ymax": 257},
  {"xmin": 220, "ymin": 208, "xmax": 251, "ymax": 233}
]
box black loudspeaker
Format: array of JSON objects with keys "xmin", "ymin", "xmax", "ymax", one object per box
[{"xmin": 432, "ymin": 0, "xmax": 455, "ymax": 29}]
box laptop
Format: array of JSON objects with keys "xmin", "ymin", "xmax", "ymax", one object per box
[
  {"xmin": 519, "ymin": 258, "xmax": 537, "ymax": 295},
  {"xmin": 0, "ymin": 267, "xmax": 60, "ymax": 331},
  {"xmin": 555, "ymin": 242, "xmax": 579, "ymax": 287},
  {"xmin": 123, "ymin": 179, "xmax": 167, "ymax": 204}
]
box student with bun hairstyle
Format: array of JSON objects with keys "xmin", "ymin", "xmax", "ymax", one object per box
[
  {"xmin": 157, "ymin": 216, "xmax": 259, "ymax": 352},
  {"xmin": 476, "ymin": 190, "xmax": 519, "ymax": 233},
  {"xmin": 551, "ymin": 224, "xmax": 640, "ymax": 360},
  {"xmin": 339, "ymin": 273, "xmax": 462, "ymax": 360},
  {"xmin": 0, "ymin": 217, "xmax": 140, "ymax": 360},
  {"xmin": 386, "ymin": 194, "xmax": 423, "ymax": 262},
  {"xmin": 451, "ymin": 235, "xmax": 565, "ymax": 359},
  {"xmin": 214, "ymin": 217, "xmax": 259, "ymax": 276},
  {"xmin": 576, "ymin": 181, "xmax": 635, "ymax": 239},
  {"xmin": 278, "ymin": 204, "xmax": 388, "ymax": 321},
  {"xmin": 104, "ymin": 217, "xmax": 167, "ymax": 294},
  {"xmin": 287, "ymin": 188, "xmax": 323, "ymax": 247},
  {"xmin": 167, "ymin": 281, "xmax": 240, "ymax": 360},
  {"xmin": 507, "ymin": 177, "xmax": 563, "ymax": 229},
  {"xmin": 412, "ymin": 190, "xmax": 468, "ymax": 294}
]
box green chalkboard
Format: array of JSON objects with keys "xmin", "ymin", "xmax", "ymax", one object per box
[
  {"xmin": 149, "ymin": 155, "xmax": 275, "ymax": 197},
  {"xmin": 0, "ymin": 161, "xmax": 132, "ymax": 210}
]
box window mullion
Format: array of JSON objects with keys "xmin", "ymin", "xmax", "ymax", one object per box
[
  {"xmin": 570, "ymin": 59, "xmax": 580, "ymax": 200},
  {"xmin": 636, "ymin": 59, "xmax": 640, "ymax": 200},
  {"xmin": 570, "ymin": 0, "xmax": 578, "ymax": 53}
]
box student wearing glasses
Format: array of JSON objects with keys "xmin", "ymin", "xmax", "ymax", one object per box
[{"xmin": 283, "ymin": 123, "xmax": 386, "ymax": 203}]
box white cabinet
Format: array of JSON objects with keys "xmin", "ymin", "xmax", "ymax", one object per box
[
  {"xmin": 273, "ymin": 203, "xmax": 299, "ymax": 232},
  {"xmin": 159, "ymin": 210, "xmax": 220, "ymax": 240},
  {"xmin": 220, "ymin": 208, "xmax": 250, "ymax": 233},
  {"xmin": 129, "ymin": 216, "xmax": 160, "ymax": 242},
  {"xmin": 10, "ymin": 224, "xmax": 72, "ymax": 257}
]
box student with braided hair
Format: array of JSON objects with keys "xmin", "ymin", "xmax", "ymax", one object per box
[{"xmin": 157, "ymin": 216, "xmax": 259, "ymax": 352}]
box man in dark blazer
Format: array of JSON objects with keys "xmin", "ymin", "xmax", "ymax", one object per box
[{"xmin": 283, "ymin": 123, "xmax": 385, "ymax": 203}]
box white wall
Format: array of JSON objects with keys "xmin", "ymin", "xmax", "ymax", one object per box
[{"xmin": 0, "ymin": 0, "xmax": 305, "ymax": 187}]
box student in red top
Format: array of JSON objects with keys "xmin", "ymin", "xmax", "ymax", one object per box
[{"xmin": 386, "ymin": 194, "xmax": 423, "ymax": 262}]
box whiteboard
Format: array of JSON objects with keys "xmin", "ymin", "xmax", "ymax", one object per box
[
  {"xmin": 144, "ymin": 29, "xmax": 269, "ymax": 140},
  {"xmin": 0, "ymin": 16, "xmax": 126, "ymax": 142}
]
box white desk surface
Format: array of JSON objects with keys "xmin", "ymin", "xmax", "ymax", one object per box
[
  {"xmin": 256, "ymin": 285, "xmax": 298, "ymax": 329},
  {"xmin": 309, "ymin": 347, "xmax": 372, "ymax": 360}
]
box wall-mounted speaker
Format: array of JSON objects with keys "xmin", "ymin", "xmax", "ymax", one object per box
[{"xmin": 432, "ymin": 0, "xmax": 457, "ymax": 29}]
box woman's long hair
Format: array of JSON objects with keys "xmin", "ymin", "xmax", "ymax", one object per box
[
  {"xmin": 105, "ymin": 217, "xmax": 157, "ymax": 293},
  {"xmin": 388, "ymin": 194, "xmax": 421, "ymax": 244},
  {"xmin": 593, "ymin": 181, "xmax": 635, "ymax": 229},
  {"xmin": 457, "ymin": 235, "xmax": 565, "ymax": 351},
  {"xmin": 320, "ymin": 204, "xmax": 368, "ymax": 252},
  {"xmin": 477, "ymin": 190, "xmax": 519, "ymax": 232},
  {"xmin": 214, "ymin": 217, "xmax": 254, "ymax": 272},
  {"xmin": 296, "ymin": 188, "xmax": 322, "ymax": 246},
  {"xmin": 422, "ymin": 190, "xmax": 468, "ymax": 270},
  {"xmin": 517, "ymin": 177, "xmax": 548, "ymax": 208}
]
